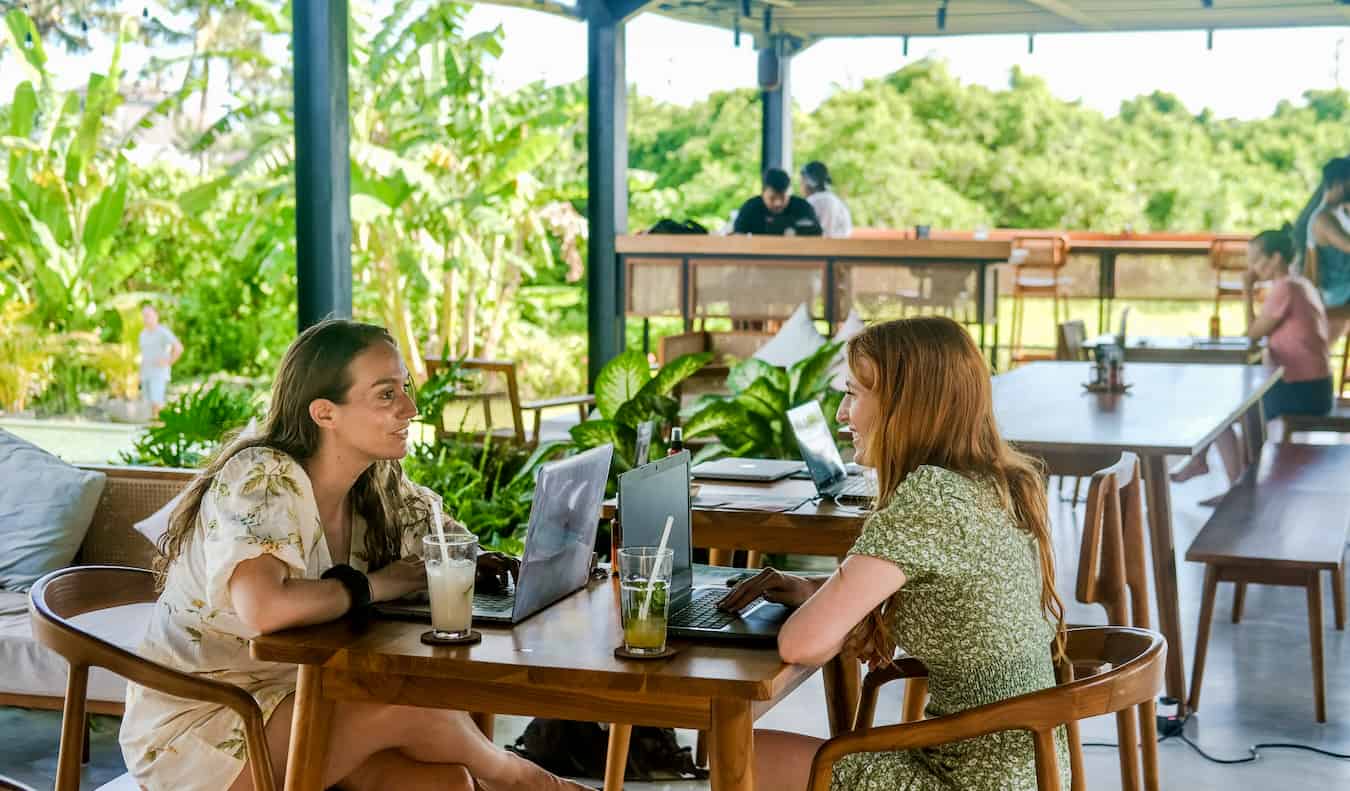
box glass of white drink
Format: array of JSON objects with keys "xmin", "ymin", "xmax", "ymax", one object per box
[
  {"xmin": 618, "ymin": 546, "xmax": 674, "ymax": 656},
  {"xmin": 423, "ymin": 534, "xmax": 478, "ymax": 641}
]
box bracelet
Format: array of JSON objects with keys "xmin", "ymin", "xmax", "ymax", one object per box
[{"xmin": 321, "ymin": 564, "xmax": 372, "ymax": 614}]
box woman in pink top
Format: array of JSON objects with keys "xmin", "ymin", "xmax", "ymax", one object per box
[{"xmin": 1173, "ymin": 225, "xmax": 1333, "ymax": 486}]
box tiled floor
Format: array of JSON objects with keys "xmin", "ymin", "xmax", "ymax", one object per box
[{"xmin": 4, "ymin": 445, "xmax": 1350, "ymax": 789}]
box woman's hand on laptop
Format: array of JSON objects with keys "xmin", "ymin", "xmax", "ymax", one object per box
[
  {"xmin": 476, "ymin": 551, "xmax": 520, "ymax": 593},
  {"xmin": 368, "ymin": 555, "xmax": 427, "ymax": 602},
  {"xmin": 718, "ymin": 567, "xmax": 819, "ymax": 611}
]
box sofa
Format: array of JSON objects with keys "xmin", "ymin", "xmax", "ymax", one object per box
[{"xmin": 0, "ymin": 465, "xmax": 193, "ymax": 716}]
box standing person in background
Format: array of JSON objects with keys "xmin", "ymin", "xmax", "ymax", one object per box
[
  {"xmin": 1297, "ymin": 157, "xmax": 1350, "ymax": 340},
  {"xmin": 800, "ymin": 161, "xmax": 853, "ymax": 238},
  {"xmin": 733, "ymin": 168, "xmax": 823, "ymax": 236},
  {"xmin": 139, "ymin": 302, "xmax": 183, "ymax": 419}
]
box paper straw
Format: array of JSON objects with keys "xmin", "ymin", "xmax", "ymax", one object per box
[
  {"xmin": 430, "ymin": 497, "xmax": 451, "ymax": 569},
  {"xmin": 639, "ymin": 514, "xmax": 674, "ymax": 621}
]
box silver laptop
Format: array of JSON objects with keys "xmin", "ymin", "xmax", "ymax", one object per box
[
  {"xmin": 376, "ymin": 444, "xmax": 613, "ymax": 625},
  {"xmin": 787, "ymin": 402, "xmax": 877, "ymax": 505},
  {"xmin": 619, "ymin": 452, "xmax": 788, "ymax": 641},
  {"xmin": 690, "ymin": 457, "xmax": 804, "ymax": 482}
]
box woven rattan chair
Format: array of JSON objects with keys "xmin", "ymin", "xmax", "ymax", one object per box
[
  {"xmin": 29, "ymin": 566, "xmax": 276, "ymax": 791},
  {"xmin": 817, "ymin": 626, "xmax": 1165, "ymax": 791}
]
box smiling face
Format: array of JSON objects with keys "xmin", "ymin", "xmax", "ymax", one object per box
[
  {"xmin": 312, "ymin": 342, "xmax": 418, "ymax": 463},
  {"xmin": 837, "ymin": 355, "xmax": 882, "ymax": 467}
]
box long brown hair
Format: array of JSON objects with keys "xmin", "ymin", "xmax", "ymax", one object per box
[
  {"xmin": 845, "ymin": 316, "xmax": 1067, "ymax": 663},
  {"xmin": 156, "ymin": 319, "xmax": 425, "ymax": 579}
]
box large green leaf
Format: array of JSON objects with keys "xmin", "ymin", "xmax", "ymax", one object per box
[
  {"xmin": 81, "ymin": 158, "xmax": 129, "ymax": 257},
  {"xmin": 9, "ymin": 81, "xmax": 36, "ymax": 138},
  {"xmin": 683, "ymin": 400, "xmax": 747, "ymax": 440},
  {"xmin": 614, "ymin": 392, "xmax": 679, "ymax": 430},
  {"xmin": 4, "ymin": 10, "xmax": 46, "ymax": 72},
  {"xmin": 594, "ymin": 350, "xmax": 650, "ymax": 420},
  {"xmin": 569, "ymin": 418, "xmax": 621, "ymax": 450},
  {"xmin": 726, "ymin": 357, "xmax": 783, "ymax": 395},
  {"xmin": 735, "ymin": 377, "xmax": 789, "ymax": 422},
  {"xmin": 640, "ymin": 351, "xmax": 713, "ymax": 399},
  {"xmin": 790, "ymin": 341, "xmax": 844, "ymax": 405}
]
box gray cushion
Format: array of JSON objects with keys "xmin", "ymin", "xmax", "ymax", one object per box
[{"xmin": 0, "ymin": 430, "xmax": 106, "ymax": 591}]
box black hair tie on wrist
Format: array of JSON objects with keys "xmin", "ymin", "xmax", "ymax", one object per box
[{"xmin": 322, "ymin": 563, "xmax": 372, "ymax": 615}]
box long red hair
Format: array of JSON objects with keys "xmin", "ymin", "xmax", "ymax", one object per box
[{"xmin": 845, "ymin": 316, "xmax": 1066, "ymax": 664}]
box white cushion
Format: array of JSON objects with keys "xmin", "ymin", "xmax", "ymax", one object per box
[
  {"xmin": 751, "ymin": 304, "xmax": 826, "ymax": 368},
  {"xmin": 829, "ymin": 309, "xmax": 867, "ymax": 390},
  {"xmin": 0, "ymin": 589, "xmax": 153, "ymax": 704}
]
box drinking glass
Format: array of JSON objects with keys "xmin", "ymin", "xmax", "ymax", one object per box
[
  {"xmin": 617, "ymin": 546, "xmax": 674, "ymax": 656},
  {"xmin": 423, "ymin": 534, "xmax": 478, "ymax": 640}
]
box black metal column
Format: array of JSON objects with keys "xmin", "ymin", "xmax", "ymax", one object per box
[
  {"xmin": 760, "ymin": 44, "xmax": 792, "ymax": 173},
  {"xmin": 586, "ymin": 6, "xmax": 629, "ymax": 388},
  {"xmin": 293, "ymin": 0, "xmax": 352, "ymax": 330}
]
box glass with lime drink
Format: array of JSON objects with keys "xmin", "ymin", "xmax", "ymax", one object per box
[{"xmin": 618, "ymin": 546, "xmax": 674, "ymax": 656}]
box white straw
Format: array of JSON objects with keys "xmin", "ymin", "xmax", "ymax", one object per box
[
  {"xmin": 430, "ymin": 498, "xmax": 451, "ymax": 569},
  {"xmin": 639, "ymin": 514, "xmax": 675, "ymax": 621}
]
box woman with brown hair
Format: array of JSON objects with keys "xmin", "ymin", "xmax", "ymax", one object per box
[
  {"xmin": 119, "ymin": 319, "xmax": 590, "ymax": 791},
  {"xmin": 719, "ymin": 315, "xmax": 1069, "ymax": 790}
]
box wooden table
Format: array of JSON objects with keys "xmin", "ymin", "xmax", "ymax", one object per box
[
  {"xmin": 992, "ymin": 361, "xmax": 1282, "ymax": 713},
  {"xmin": 252, "ymin": 568, "xmax": 817, "ymax": 791},
  {"xmin": 1083, "ymin": 335, "xmax": 1263, "ymax": 365}
]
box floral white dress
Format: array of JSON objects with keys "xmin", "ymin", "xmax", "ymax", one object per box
[{"xmin": 119, "ymin": 446, "xmax": 455, "ymax": 790}]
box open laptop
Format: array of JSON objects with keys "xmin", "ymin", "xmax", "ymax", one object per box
[
  {"xmin": 618, "ymin": 452, "xmax": 789, "ymax": 641},
  {"xmin": 690, "ymin": 457, "xmax": 803, "ymax": 482},
  {"xmin": 376, "ymin": 444, "xmax": 613, "ymax": 625},
  {"xmin": 787, "ymin": 401, "xmax": 877, "ymax": 505}
]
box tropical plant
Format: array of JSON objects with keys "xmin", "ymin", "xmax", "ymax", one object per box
[
  {"xmin": 683, "ymin": 343, "xmax": 845, "ymax": 462},
  {"xmin": 562, "ymin": 350, "xmax": 713, "ymax": 478},
  {"xmin": 119, "ymin": 382, "xmax": 259, "ymax": 467},
  {"xmin": 402, "ymin": 436, "xmax": 535, "ymax": 555},
  {"xmin": 0, "ymin": 301, "xmax": 52, "ymax": 411}
]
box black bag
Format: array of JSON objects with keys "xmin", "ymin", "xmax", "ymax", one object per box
[
  {"xmin": 508, "ymin": 719, "xmax": 708, "ymax": 782},
  {"xmin": 647, "ymin": 218, "xmax": 708, "ymax": 235}
]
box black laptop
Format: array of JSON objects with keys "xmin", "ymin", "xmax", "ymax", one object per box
[
  {"xmin": 618, "ymin": 452, "xmax": 788, "ymax": 641},
  {"xmin": 376, "ymin": 444, "xmax": 613, "ymax": 625}
]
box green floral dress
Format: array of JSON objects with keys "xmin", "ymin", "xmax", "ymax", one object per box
[
  {"xmin": 119, "ymin": 447, "xmax": 456, "ymax": 790},
  {"xmin": 833, "ymin": 465, "xmax": 1069, "ymax": 791}
]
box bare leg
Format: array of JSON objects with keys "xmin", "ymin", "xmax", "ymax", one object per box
[
  {"xmin": 229, "ymin": 694, "xmax": 587, "ymax": 791},
  {"xmin": 1213, "ymin": 425, "xmax": 1245, "ymax": 484},
  {"xmin": 753, "ymin": 730, "xmax": 823, "ymax": 791},
  {"xmin": 340, "ymin": 750, "xmax": 474, "ymax": 791},
  {"xmin": 1169, "ymin": 445, "xmax": 1211, "ymax": 483}
]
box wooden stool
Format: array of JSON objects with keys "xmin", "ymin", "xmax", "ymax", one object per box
[{"xmin": 1209, "ymin": 235, "xmax": 1250, "ymax": 335}]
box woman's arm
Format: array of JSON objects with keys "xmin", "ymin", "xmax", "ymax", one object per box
[
  {"xmin": 228, "ymin": 554, "xmax": 427, "ymax": 634},
  {"xmin": 1312, "ymin": 210, "xmax": 1350, "ymax": 254},
  {"xmin": 776, "ymin": 555, "xmax": 907, "ymax": 667}
]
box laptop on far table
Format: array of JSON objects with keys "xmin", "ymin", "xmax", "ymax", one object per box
[
  {"xmin": 690, "ymin": 457, "xmax": 803, "ymax": 482},
  {"xmin": 618, "ymin": 452, "xmax": 789, "ymax": 641},
  {"xmin": 375, "ymin": 443, "xmax": 613, "ymax": 626},
  {"xmin": 787, "ymin": 401, "xmax": 877, "ymax": 505}
]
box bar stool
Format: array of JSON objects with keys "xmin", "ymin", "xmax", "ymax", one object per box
[
  {"xmin": 1210, "ymin": 235, "xmax": 1250, "ymax": 335},
  {"xmin": 1009, "ymin": 233, "xmax": 1071, "ymax": 364}
]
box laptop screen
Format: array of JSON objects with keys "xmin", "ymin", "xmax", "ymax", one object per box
[
  {"xmin": 788, "ymin": 402, "xmax": 848, "ymax": 493},
  {"xmin": 512, "ymin": 444, "xmax": 613, "ymax": 620},
  {"xmin": 617, "ymin": 452, "xmax": 694, "ymax": 606}
]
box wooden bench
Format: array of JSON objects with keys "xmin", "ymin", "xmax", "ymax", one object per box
[
  {"xmin": 1185, "ymin": 443, "xmax": 1350, "ymax": 722},
  {"xmin": 1283, "ymin": 402, "xmax": 1350, "ymax": 442}
]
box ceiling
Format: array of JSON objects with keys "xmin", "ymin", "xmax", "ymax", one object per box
[{"xmin": 488, "ymin": 1, "xmax": 1350, "ymax": 47}]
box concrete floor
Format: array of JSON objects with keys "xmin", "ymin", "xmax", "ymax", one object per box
[{"xmin": 4, "ymin": 447, "xmax": 1350, "ymax": 789}]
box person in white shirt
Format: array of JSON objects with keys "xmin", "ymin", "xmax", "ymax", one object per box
[
  {"xmin": 800, "ymin": 161, "xmax": 853, "ymax": 238},
  {"xmin": 139, "ymin": 303, "xmax": 184, "ymax": 418}
]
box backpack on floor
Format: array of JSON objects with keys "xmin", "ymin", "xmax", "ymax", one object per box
[{"xmin": 508, "ymin": 718, "xmax": 708, "ymax": 781}]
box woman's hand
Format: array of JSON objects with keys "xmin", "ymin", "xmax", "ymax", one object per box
[
  {"xmin": 476, "ymin": 551, "xmax": 520, "ymax": 593},
  {"xmin": 717, "ymin": 567, "xmax": 820, "ymax": 611},
  {"xmin": 367, "ymin": 556, "xmax": 427, "ymax": 603}
]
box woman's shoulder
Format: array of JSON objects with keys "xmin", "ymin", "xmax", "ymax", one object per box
[
  {"xmin": 212, "ymin": 446, "xmax": 310, "ymax": 492},
  {"xmin": 877, "ymin": 465, "xmax": 988, "ymax": 519}
]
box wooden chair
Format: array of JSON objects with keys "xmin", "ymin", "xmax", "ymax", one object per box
[
  {"xmin": 1055, "ymin": 320, "xmax": 1089, "ymax": 503},
  {"xmin": 1009, "ymin": 234, "xmax": 1072, "ymax": 364},
  {"xmin": 424, "ymin": 357, "xmax": 593, "ymax": 446},
  {"xmin": 817, "ymin": 627, "xmax": 1165, "ymax": 791},
  {"xmin": 1210, "ymin": 235, "xmax": 1249, "ymax": 335},
  {"xmin": 1075, "ymin": 453, "xmax": 1160, "ymax": 791},
  {"xmin": 28, "ymin": 566, "xmax": 276, "ymax": 791}
]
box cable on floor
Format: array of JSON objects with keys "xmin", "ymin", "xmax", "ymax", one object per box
[{"xmin": 1080, "ymin": 713, "xmax": 1350, "ymax": 765}]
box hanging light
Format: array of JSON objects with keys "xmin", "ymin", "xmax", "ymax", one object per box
[
  {"xmin": 733, "ymin": 14, "xmax": 741, "ymax": 47},
  {"xmin": 936, "ymin": 1, "xmax": 949, "ymax": 33},
  {"xmin": 763, "ymin": 6, "xmax": 772, "ymax": 34},
  {"xmin": 1206, "ymin": 29, "xmax": 1214, "ymax": 49},
  {"xmin": 902, "ymin": 35, "xmax": 910, "ymax": 56},
  {"xmin": 1028, "ymin": 34, "xmax": 1035, "ymax": 54}
]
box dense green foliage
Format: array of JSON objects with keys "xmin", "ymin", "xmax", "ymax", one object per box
[{"xmin": 3, "ymin": 3, "xmax": 1349, "ymax": 418}]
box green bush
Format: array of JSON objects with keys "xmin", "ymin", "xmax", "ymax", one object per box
[
  {"xmin": 120, "ymin": 383, "xmax": 260, "ymax": 468},
  {"xmin": 402, "ymin": 437, "xmax": 536, "ymax": 555}
]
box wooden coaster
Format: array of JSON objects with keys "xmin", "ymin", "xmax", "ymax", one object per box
[
  {"xmin": 614, "ymin": 645, "xmax": 679, "ymax": 661},
  {"xmin": 1081, "ymin": 381, "xmax": 1132, "ymax": 394},
  {"xmin": 421, "ymin": 629, "xmax": 482, "ymax": 646}
]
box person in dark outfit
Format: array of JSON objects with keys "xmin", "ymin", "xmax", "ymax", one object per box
[{"xmin": 732, "ymin": 168, "xmax": 823, "ymax": 236}]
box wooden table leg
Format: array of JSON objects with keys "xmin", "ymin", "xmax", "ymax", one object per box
[
  {"xmin": 605, "ymin": 724, "xmax": 631, "ymax": 791},
  {"xmin": 285, "ymin": 664, "xmax": 333, "ymax": 791},
  {"xmin": 708, "ymin": 549, "xmax": 731, "ymax": 567},
  {"xmin": 821, "ymin": 654, "xmax": 860, "ymax": 737},
  {"xmin": 1141, "ymin": 454, "xmax": 1188, "ymax": 714},
  {"xmin": 710, "ymin": 698, "xmax": 754, "ymax": 791}
]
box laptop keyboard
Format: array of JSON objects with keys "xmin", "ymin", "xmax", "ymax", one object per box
[
  {"xmin": 672, "ymin": 587, "xmax": 738, "ymax": 630},
  {"xmin": 836, "ymin": 475, "xmax": 876, "ymax": 499},
  {"xmin": 473, "ymin": 591, "xmax": 515, "ymax": 615}
]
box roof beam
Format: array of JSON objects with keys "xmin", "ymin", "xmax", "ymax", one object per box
[
  {"xmin": 1020, "ymin": 0, "xmax": 1104, "ymax": 30},
  {"xmin": 601, "ymin": 0, "xmax": 652, "ymax": 22}
]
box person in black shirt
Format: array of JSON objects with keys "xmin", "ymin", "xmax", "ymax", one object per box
[{"xmin": 732, "ymin": 168, "xmax": 823, "ymax": 236}]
